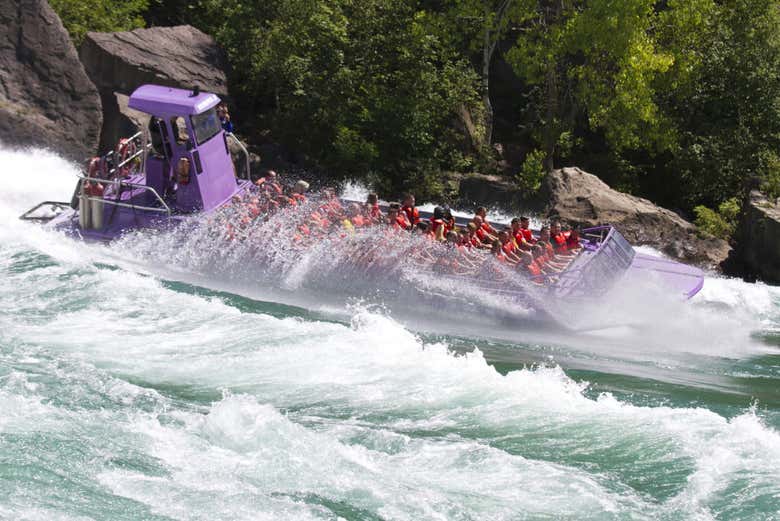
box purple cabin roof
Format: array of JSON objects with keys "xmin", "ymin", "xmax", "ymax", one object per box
[{"xmin": 128, "ymin": 84, "xmax": 221, "ymax": 117}]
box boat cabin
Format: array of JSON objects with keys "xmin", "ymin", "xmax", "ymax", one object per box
[
  {"xmin": 128, "ymin": 84, "xmax": 241, "ymax": 213},
  {"xmin": 22, "ymin": 84, "xmax": 251, "ymax": 240}
]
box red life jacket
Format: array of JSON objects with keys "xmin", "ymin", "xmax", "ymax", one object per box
[
  {"xmin": 520, "ymin": 228, "xmax": 535, "ymax": 243},
  {"xmin": 292, "ymin": 193, "xmax": 306, "ymax": 203},
  {"xmin": 352, "ymin": 215, "xmax": 367, "ymax": 227},
  {"xmin": 402, "ymin": 206, "xmax": 419, "ymax": 226},
  {"xmin": 395, "ymin": 215, "xmax": 409, "ymax": 229},
  {"xmin": 526, "ymin": 261, "xmax": 542, "ymax": 277},
  {"xmin": 502, "ymin": 241, "xmax": 515, "ymax": 256},
  {"xmin": 544, "ymin": 242, "xmax": 555, "ymax": 257},
  {"xmin": 551, "ymin": 232, "xmax": 568, "ymax": 253},
  {"xmin": 566, "ymin": 230, "xmax": 580, "ymax": 249}
]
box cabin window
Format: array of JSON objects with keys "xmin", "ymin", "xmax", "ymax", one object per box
[{"xmin": 191, "ymin": 108, "xmax": 221, "ymax": 145}]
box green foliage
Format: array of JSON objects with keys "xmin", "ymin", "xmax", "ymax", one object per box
[
  {"xmin": 694, "ymin": 198, "xmax": 740, "ymax": 239},
  {"xmin": 193, "ymin": 0, "xmax": 480, "ymax": 196},
  {"xmin": 47, "ymin": 0, "xmax": 780, "ymax": 211},
  {"xmin": 50, "ymin": 0, "xmax": 148, "ymax": 45},
  {"xmin": 516, "ymin": 149, "xmax": 546, "ymax": 194}
]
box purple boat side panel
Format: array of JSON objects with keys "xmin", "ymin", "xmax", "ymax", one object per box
[{"xmin": 628, "ymin": 252, "xmax": 705, "ymax": 299}]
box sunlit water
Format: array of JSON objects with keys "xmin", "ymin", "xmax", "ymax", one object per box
[{"xmin": 1, "ymin": 146, "xmax": 780, "ymax": 520}]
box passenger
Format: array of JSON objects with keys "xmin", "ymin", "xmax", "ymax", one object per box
[
  {"xmin": 550, "ymin": 220, "xmax": 575, "ymax": 255},
  {"xmin": 519, "ymin": 216, "xmax": 536, "ymax": 244},
  {"xmin": 401, "ymin": 193, "xmax": 419, "ymax": 227},
  {"xmin": 490, "ymin": 239, "xmax": 506, "ymax": 262},
  {"xmin": 470, "ymin": 215, "xmax": 496, "ymax": 245},
  {"xmin": 475, "ymin": 206, "xmax": 497, "ymax": 235},
  {"xmin": 412, "ymin": 221, "xmax": 431, "ymax": 236},
  {"xmin": 510, "ymin": 218, "xmax": 533, "ymax": 251},
  {"xmin": 442, "ymin": 206, "xmax": 455, "ymax": 233},
  {"xmin": 147, "ymin": 116, "xmax": 164, "ymax": 157},
  {"xmin": 347, "ymin": 202, "xmax": 367, "ymax": 227},
  {"xmin": 466, "ymin": 222, "xmax": 489, "ymax": 249},
  {"xmin": 365, "ymin": 193, "xmax": 382, "ymax": 222},
  {"xmin": 538, "ymin": 226, "xmax": 557, "ymax": 258},
  {"xmin": 564, "ymin": 225, "xmax": 582, "ymax": 251},
  {"xmin": 430, "ymin": 206, "xmax": 448, "ymax": 241},
  {"xmin": 498, "ymin": 230, "xmax": 526, "ymax": 265},
  {"xmin": 386, "ymin": 202, "xmax": 410, "ymax": 230},
  {"xmin": 256, "ymin": 170, "xmax": 283, "ymax": 195},
  {"xmin": 291, "ymin": 180, "xmax": 309, "ymax": 203},
  {"xmin": 519, "ymin": 252, "xmax": 544, "ymax": 283},
  {"xmin": 217, "ymin": 103, "xmax": 234, "ymax": 133}
]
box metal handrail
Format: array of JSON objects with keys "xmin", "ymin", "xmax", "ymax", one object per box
[
  {"xmin": 226, "ymin": 132, "xmax": 251, "ymax": 179},
  {"xmin": 79, "ymin": 175, "xmax": 171, "ymax": 216},
  {"xmin": 82, "ymin": 196, "xmax": 169, "ymax": 214}
]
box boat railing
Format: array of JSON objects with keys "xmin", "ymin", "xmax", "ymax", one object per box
[
  {"xmin": 226, "ymin": 132, "xmax": 251, "ymax": 179},
  {"xmin": 553, "ymin": 226, "xmax": 635, "ymax": 298},
  {"xmin": 99, "ymin": 131, "xmax": 151, "ymax": 178},
  {"xmin": 78, "ymin": 175, "xmax": 172, "ymax": 216}
]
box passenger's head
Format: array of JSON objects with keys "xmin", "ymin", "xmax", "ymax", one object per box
[
  {"xmin": 550, "ymin": 220, "xmax": 561, "ymax": 235},
  {"xmin": 467, "ymin": 222, "xmax": 477, "ymax": 234},
  {"xmin": 446, "ymin": 230, "xmax": 459, "ymax": 244},
  {"xmin": 265, "ymin": 170, "xmax": 277, "ymax": 180},
  {"xmin": 366, "ymin": 193, "xmax": 378, "ymax": 205},
  {"xmin": 498, "ymin": 230, "xmax": 510, "ymax": 243},
  {"xmin": 510, "ymin": 217, "xmax": 520, "ymax": 230},
  {"xmin": 532, "ymin": 244, "xmax": 545, "ymax": 258},
  {"xmin": 472, "ymin": 215, "xmax": 483, "ymax": 226},
  {"xmin": 348, "ymin": 202, "xmax": 361, "ymax": 217},
  {"xmin": 433, "ymin": 206, "xmax": 445, "ymax": 220},
  {"xmin": 443, "ymin": 206, "xmax": 453, "ymax": 221},
  {"xmin": 387, "ymin": 202, "xmax": 401, "ymax": 222},
  {"xmin": 293, "ymin": 180, "xmax": 309, "ymax": 194},
  {"xmin": 476, "ymin": 206, "xmax": 487, "ymax": 218},
  {"xmin": 539, "ymin": 226, "xmax": 550, "ymax": 241},
  {"xmin": 521, "ymin": 216, "xmax": 530, "ymax": 228},
  {"xmin": 414, "ymin": 221, "xmax": 429, "ymax": 234},
  {"xmin": 490, "ymin": 239, "xmax": 502, "ymax": 255},
  {"xmin": 402, "ymin": 193, "xmax": 415, "ymax": 207}
]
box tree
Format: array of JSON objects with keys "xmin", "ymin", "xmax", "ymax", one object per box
[
  {"xmin": 50, "ymin": 0, "xmax": 149, "ymax": 45},
  {"xmin": 506, "ymin": 0, "xmax": 678, "ymax": 171}
]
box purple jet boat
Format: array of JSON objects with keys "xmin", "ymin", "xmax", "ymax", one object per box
[
  {"xmin": 21, "ymin": 84, "xmax": 251, "ymax": 240},
  {"xmin": 20, "ymin": 84, "xmax": 705, "ymax": 304}
]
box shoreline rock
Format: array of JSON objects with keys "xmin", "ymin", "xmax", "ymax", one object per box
[
  {"xmin": 79, "ymin": 25, "xmax": 229, "ymax": 151},
  {"xmin": 732, "ymin": 190, "xmax": 780, "ymax": 284},
  {"xmin": 543, "ymin": 167, "xmax": 731, "ymax": 269}
]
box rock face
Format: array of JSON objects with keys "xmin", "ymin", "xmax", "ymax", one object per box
[
  {"xmin": 544, "ymin": 167, "xmax": 731, "ymax": 269},
  {"xmin": 79, "ymin": 25, "xmax": 229, "ymax": 151},
  {"xmin": 737, "ymin": 190, "xmax": 780, "ymax": 283},
  {"xmin": 0, "ymin": 0, "xmax": 101, "ymax": 161}
]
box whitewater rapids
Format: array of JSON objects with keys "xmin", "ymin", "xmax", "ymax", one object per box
[{"xmin": 1, "ymin": 145, "xmax": 780, "ymax": 520}]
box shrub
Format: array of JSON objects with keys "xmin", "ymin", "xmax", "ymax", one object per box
[{"xmin": 693, "ymin": 198, "xmax": 740, "ymax": 240}]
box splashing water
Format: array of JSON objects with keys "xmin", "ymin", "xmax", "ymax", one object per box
[{"xmin": 2, "ymin": 145, "xmax": 780, "ymax": 520}]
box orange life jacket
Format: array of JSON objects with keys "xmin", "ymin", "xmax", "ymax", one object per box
[{"xmin": 402, "ymin": 206, "xmax": 419, "ymax": 226}]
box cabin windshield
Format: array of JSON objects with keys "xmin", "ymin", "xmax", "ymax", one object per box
[{"xmin": 191, "ymin": 107, "xmax": 222, "ymax": 145}]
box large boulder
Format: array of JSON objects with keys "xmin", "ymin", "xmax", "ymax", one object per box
[
  {"xmin": 0, "ymin": 0, "xmax": 101, "ymax": 161},
  {"xmin": 544, "ymin": 167, "xmax": 731, "ymax": 269},
  {"xmin": 737, "ymin": 190, "xmax": 780, "ymax": 283},
  {"xmin": 79, "ymin": 25, "xmax": 229, "ymax": 151}
]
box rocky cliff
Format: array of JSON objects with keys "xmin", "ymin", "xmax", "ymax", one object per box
[
  {"xmin": 736, "ymin": 191, "xmax": 780, "ymax": 283},
  {"xmin": 0, "ymin": 0, "xmax": 101, "ymax": 161}
]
